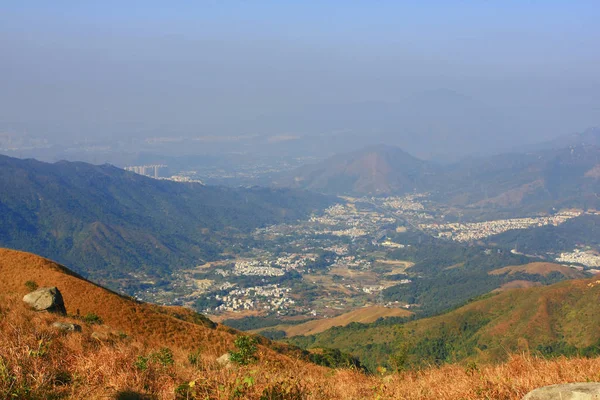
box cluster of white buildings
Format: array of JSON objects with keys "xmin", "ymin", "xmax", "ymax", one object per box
[
  {"xmin": 331, "ymin": 255, "xmax": 372, "ymax": 270},
  {"xmin": 420, "ymin": 211, "xmax": 582, "ymax": 242},
  {"xmin": 212, "ymin": 284, "xmax": 295, "ymax": 312},
  {"xmin": 274, "ymin": 254, "xmax": 316, "ymax": 270},
  {"xmin": 233, "ymin": 260, "xmax": 285, "ymax": 276},
  {"xmin": 556, "ymin": 250, "xmax": 600, "ymax": 267},
  {"xmin": 382, "ymin": 195, "xmax": 426, "ymax": 211}
]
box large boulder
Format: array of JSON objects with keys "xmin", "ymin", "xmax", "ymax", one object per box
[
  {"xmin": 523, "ymin": 383, "xmax": 600, "ymax": 400},
  {"xmin": 23, "ymin": 287, "xmax": 66, "ymax": 315}
]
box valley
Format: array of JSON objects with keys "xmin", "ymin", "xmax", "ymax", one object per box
[{"xmin": 129, "ymin": 191, "xmax": 599, "ymax": 338}]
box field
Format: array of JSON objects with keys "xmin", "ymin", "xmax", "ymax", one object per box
[{"xmin": 255, "ymin": 306, "xmax": 413, "ymax": 337}]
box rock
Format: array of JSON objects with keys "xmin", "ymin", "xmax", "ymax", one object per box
[
  {"xmin": 23, "ymin": 287, "xmax": 66, "ymax": 314},
  {"xmin": 523, "ymin": 383, "xmax": 600, "ymax": 400},
  {"xmin": 216, "ymin": 353, "xmax": 232, "ymax": 368},
  {"xmin": 52, "ymin": 322, "xmax": 82, "ymax": 332}
]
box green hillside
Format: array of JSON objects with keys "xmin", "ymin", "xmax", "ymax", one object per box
[
  {"xmin": 288, "ymin": 278, "xmax": 600, "ymax": 371},
  {"xmin": 0, "ymin": 155, "xmax": 333, "ymax": 288}
]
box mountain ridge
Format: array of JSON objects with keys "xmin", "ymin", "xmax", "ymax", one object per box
[{"xmin": 0, "ymin": 154, "xmax": 334, "ymax": 289}]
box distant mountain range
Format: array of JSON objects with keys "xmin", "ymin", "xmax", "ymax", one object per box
[
  {"xmin": 0, "ymin": 155, "xmax": 333, "ymax": 288},
  {"xmin": 274, "ymin": 145, "xmax": 439, "ymax": 195},
  {"xmin": 278, "ymin": 135, "xmax": 600, "ymax": 212}
]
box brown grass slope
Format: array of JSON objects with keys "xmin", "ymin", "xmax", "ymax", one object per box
[
  {"xmin": 4, "ymin": 295, "xmax": 600, "ymax": 399},
  {"xmin": 489, "ymin": 262, "xmax": 586, "ymax": 279},
  {"xmin": 0, "ymin": 248, "xmax": 303, "ymax": 359},
  {"xmin": 4, "ymin": 248, "xmax": 600, "ymax": 398}
]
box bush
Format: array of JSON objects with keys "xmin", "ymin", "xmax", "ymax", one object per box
[
  {"xmin": 229, "ymin": 336, "xmax": 258, "ymax": 366},
  {"xmin": 135, "ymin": 348, "xmax": 174, "ymax": 371},
  {"xmin": 151, "ymin": 347, "xmax": 174, "ymax": 367},
  {"xmin": 83, "ymin": 313, "xmax": 103, "ymax": 325},
  {"xmin": 24, "ymin": 281, "xmax": 38, "ymax": 291}
]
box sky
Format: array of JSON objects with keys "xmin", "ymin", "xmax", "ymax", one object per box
[{"xmin": 1, "ymin": 1, "xmax": 599, "ymax": 157}]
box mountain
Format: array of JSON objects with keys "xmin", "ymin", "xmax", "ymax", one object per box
[
  {"xmin": 275, "ymin": 145, "xmax": 439, "ymax": 195},
  {"xmin": 518, "ymin": 127, "xmax": 600, "ymax": 153},
  {"xmin": 289, "ymin": 277, "xmax": 600, "ymax": 370},
  {"xmin": 277, "ymin": 142, "xmax": 600, "ymax": 213},
  {"xmin": 443, "ymin": 144, "xmax": 600, "ymax": 212},
  {"xmin": 0, "ymin": 154, "xmax": 333, "ymax": 288}
]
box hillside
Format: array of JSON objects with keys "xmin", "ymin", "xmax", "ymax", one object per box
[
  {"xmin": 5, "ymin": 248, "xmax": 600, "ymax": 399},
  {"xmin": 0, "ymin": 248, "xmax": 243, "ymax": 353},
  {"xmin": 489, "ymin": 262, "xmax": 585, "ymax": 279},
  {"xmin": 485, "ymin": 214, "xmax": 600, "ymax": 255},
  {"xmin": 441, "ymin": 145, "xmax": 600, "ymax": 211},
  {"xmin": 275, "ymin": 145, "xmax": 439, "ymax": 195},
  {"xmin": 0, "ymin": 154, "xmax": 333, "ymax": 288},
  {"xmin": 289, "ymin": 277, "xmax": 600, "ymax": 370}
]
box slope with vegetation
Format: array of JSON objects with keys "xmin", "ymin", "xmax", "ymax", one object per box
[
  {"xmin": 3, "ymin": 248, "xmax": 600, "ymax": 399},
  {"xmin": 289, "ymin": 277, "xmax": 600, "ymax": 371},
  {"xmin": 0, "ymin": 155, "xmax": 333, "ymax": 288}
]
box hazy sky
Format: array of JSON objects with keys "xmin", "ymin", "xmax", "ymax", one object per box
[{"xmin": 1, "ymin": 1, "xmax": 599, "ymax": 154}]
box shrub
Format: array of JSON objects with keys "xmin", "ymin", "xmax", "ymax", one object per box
[
  {"xmin": 83, "ymin": 312, "xmax": 103, "ymax": 325},
  {"xmin": 24, "ymin": 281, "xmax": 38, "ymax": 291},
  {"xmin": 151, "ymin": 347, "xmax": 174, "ymax": 367},
  {"xmin": 229, "ymin": 336, "xmax": 258, "ymax": 366}
]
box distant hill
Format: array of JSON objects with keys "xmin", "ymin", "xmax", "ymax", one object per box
[
  {"xmin": 275, "ymin": 145, "xmax": 439, "ymax": 195},
  {"xmin": 443, "ymin": 145, "xmax": 600, "ymax": 211},
  {"xmin": 289, "ymin": 277, "xmax": 600, "ymax": 370},
  {"xmin": 0, "ymin": 155, "xmax": 333, "ymax": 288},
  {"xmin": 277, "ymin": 142, "xmax": 600, "ymax": 213}
]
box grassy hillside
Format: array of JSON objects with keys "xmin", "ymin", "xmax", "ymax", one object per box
[
  {"xmin": 0, "ymin": 155, "xmax": 333, "ymax": 288},
  {"xmin": 289, "ymin": 278, "xmax": 600, "ymax": 370},
  {"xmin": 489, "ymin": 262, "xmax": 585, "ymax": 279},
  {"xmin": 5, "ymin": 248, "xmax": 600, "ymax": 399}
]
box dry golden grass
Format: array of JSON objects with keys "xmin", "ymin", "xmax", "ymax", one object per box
[
  {"xmin": 3, "ymin": 248, "xmax": 600, "ymax": 399},
  {"xmin": 494, "ymin": 280, "xmax": 543, "ymax": 291},
  {"xmin": 3, "ymin": 297, "xmax": 600, "ymax": 399}
]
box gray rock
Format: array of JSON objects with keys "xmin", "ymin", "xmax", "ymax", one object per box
[
  {"xmin": 52, "ymin": 322, "xmax": 82, "ymax": 332},
  {"xmin": 523, "ymin": 383, "xmax": 600, "ymax": 400},
  {"xmin": 217, "ymin": 353, "xmax": 232, "ymax": 368},
  {"xmin": 23, "ymin": 287, "xmax": 66, "ymax": 314}
]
